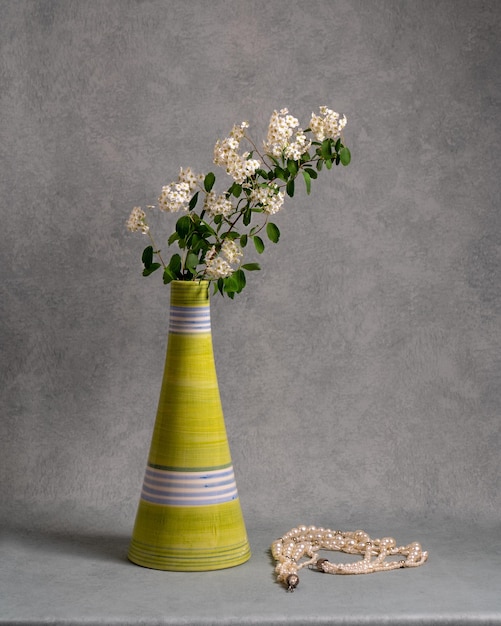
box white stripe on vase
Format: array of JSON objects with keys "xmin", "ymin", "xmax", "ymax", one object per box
[
  {"xmin": 169, "ymin": 305, "xmax": 211, "ymax": 334},
  {"xmin": 140, "ymin": 466, "xmax": 239, "ymax": 506}
]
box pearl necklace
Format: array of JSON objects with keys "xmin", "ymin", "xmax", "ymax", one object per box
[{"xmin": 271, "ymin": 525, "xmax": 428, "ymax": 591}]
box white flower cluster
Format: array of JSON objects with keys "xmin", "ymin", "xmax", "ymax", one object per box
[
  {"xmin": 221, "ymin": 239, "xmax": 243, "ymax": 264},
  {"xmin": 179, "ymin": 166, "xmax": 204, "ymax": 189},
  {"xmin": 284, "ymin": 130, "xmax": 311, "ymax": 161},
  {"xmin": 250, "ymin": 183, "xmax": 285, "ymax": 215},
  {"xmin": 204, "ymin": 240, "xmax": 243, "ymax": 279},
  {"xmin": 127, "ymin": 206, "xmax": 149, "ymax": 233},
  {"xmin": 213, "ymin": 122, "xmax": 261, "ymax": 184},
  {"xmin": 263, "ymin": 108, "xmax": 311, "ymax": 160},
  {"xmin": 204, "ymin": 191, "xmax": 234, "ymax": 217},
  {"xmin": 158, "ymin": 167, "xmax": 204, "ymax": 213},
  {"xmin": 158, "ymin": 181, "xmax": 191, "ymax": 212},
  {"xmin": 309, "ymin": 106, "xmax": 347, "ymax": 142}
]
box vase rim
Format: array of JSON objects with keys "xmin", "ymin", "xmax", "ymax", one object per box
[
  {"xmin": 171, "ymin": 279, "xmax": 209, "ymax": 287},
  {"xmin": 170, "ymin": 280, "xmax": 210, "ymax": 306}
]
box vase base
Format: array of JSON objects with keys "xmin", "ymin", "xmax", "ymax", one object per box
[
  {"xmin": 128, "ymin": 499, "xmax": 251, "ymax": 571},
  {"xmin": 127, "ymin": 546, "xmax": 251, "ymax": 572}
]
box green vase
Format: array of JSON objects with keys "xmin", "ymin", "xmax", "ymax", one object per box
[{"xmin": 128, "ymin": 280, "xmax": 251, "ymax": 570}]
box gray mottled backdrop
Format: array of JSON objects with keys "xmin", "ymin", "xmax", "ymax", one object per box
[{"xmin": 1, "ymin": 0, "xmax": 499, "ymax": 537}]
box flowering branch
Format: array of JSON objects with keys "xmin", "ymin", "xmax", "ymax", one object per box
[{"xmin": 127, "ymin": 106, "xmax": 350, "ymax": 298}]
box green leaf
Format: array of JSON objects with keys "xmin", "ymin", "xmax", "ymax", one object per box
[
  {"xmin": 303, "ymin": 170, "xmax": 311, "ymax": 195},
  {"xmin": 224, "ymin": 269, "xmax": 246, "ymax": 294},
  {"xmin": 142, "ymin": 262, "xmax": 161, "ymax": 276},
  {"xmin": 163, "ymin": 267, "xmax": 176, "ymax": 284},
  {"xmin": 190, "ymin": 235, "xmax": 204, "ymax": 254},
  {"xmin": 253, "ymin": 235, "xmax": 265, "ymax": 254},
  {"xmin": 185, "ymin": 251, "xmax": 199, "ymax": 274},
  {"xmin": 241, "ymin": 262, "xmax": 261, "ymax": 271},
  {"xmin": 168, "ymin": 253, "xmax": 182, "ymax": 276},
  {"xmin": 176, "ymin": 215, "xmax": 192, "ymax": 239},
  {"xmin": 200, "ymin": 222, "xmax": 217, "ymax": 238},
  {"xmin": 320, "ymin": 138, "xmax": 333, "ymax": 159},
  {"xmin": 230, "ymin": 182, "xmax": 242, "ymax": 198},
  {"xmin": 188, "ymin": 191, "xmax": 199, "ymax": 211},
  {"xmin": 168, "ymin": 232, "xmax": 180, "ymax": 246},
  {"xmin": 304, "ymin": 167, "xmax": 318, "ymax": 179},
  {"xmin": 243, "ymin": 207, "xmax": 252, "ymax": 226},
  {"xmin": 198, "ymin": 241, "xmax": 211, "ymax": 255},
  {"xmin": 325, "ymin": 158, "xmax": 333, "ymax": 170},
  {"xmin": 142, "ymin": 245, "xmax": 154, "ymax": 268},
  {"xmin": 266, "ymin": 222, "xmax": 280, "ymax": 243},
  {"xmin": 287, "ymin": 160, "xmax": 298, "ymax": 176},
  {"xmin": 221, "ymin": 230, "xmax": 239, "ymax": 240},
  {"xmin": 235, "ymin": 268, "xmax": 246, "ymax": 291},
  {"xmin": 316, "ymin": 159, "xmax": 324, "ymax": 172},
  {"xmin": 223, "ymin": 274, "xmax": 238, "ymax": 294},
  {"xmin": 335, "ymin": 138, "xmax": 342, "ymax": 152},
  {"xmin": 204, "ymin": 172, "xmax": 216, "ymax": 192},
  {"xmin": 275, "ymin": 166, "xmax": 288, "ymax": 182},
  {"xmin": 191, "ymin": 211, "xmax": 201, "ymax": 224},
  {"xmin": 286, "ymin": 178, "xmax": 295, "ymax": 197},
  {"xmin": 240, "ymin": 234, "xmax": 248, "ymax": 248},
  {"xmin": 256, "ymin": 169, "xmax": 270, "ymax": 180},
  {"xmin": 340, "ymin": 146, "xmax": 351, "ymax": 166}
]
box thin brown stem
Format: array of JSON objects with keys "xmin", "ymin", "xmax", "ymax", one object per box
[{"xmin": 147, "ymin": 231, "xmax": 167, "ymax": 269}]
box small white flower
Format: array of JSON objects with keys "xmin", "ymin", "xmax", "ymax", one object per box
[
  {"xmin": 203, "ymin": 241, "xmax": 242, "ymax": 279},
  {"xmin": 309, "ymin": 107, "xmax": 347, "ymax": 142},
  {"xmin": 204, "ymin": 247, "xmax": 233, "ymax": 279},
  {"xmin": 213, "ymin": 122, "xmax": 262, "ymax": 184},
  {"xmin": 250, "ymin": 183, "xmax": 285, "ymax": 215},
  {"xmin": 221, "ymin": 239, "xmax": 243, "ymax": 264},
  {"xmin": 204, "ymin": 191, "xmax": 234, "ymax": 217},
  {"xmin": 204, "ymin": 245, "xmax": 218, "ymax": 264},
  {"xmin": 158, "ymin": 181, "xmax": 191, "ymax": 212},
  {"xmin": 241, "ymin": 153, "xmax": 261, "ymax": 179},
  {"xmin": 229, "ymin": 121, "xmax": 248, "ymax": 142},
  {"xmin": 178, "ymin": 166, "xmax": 204, "ymax": 191},
  {"xmin": 263, "ymin": 108, "xmax": 309, "ymax": 160},
  {"xmin": 285, "ymin": 114, "xmax": 299, "ymax": 128},
  {"xmin": 127, "ymin": 206, "xmax": 149, "ymax": 233},
  {"xmin": 284, "ymin": 130, "xmax": 311, "ymax": 161}
]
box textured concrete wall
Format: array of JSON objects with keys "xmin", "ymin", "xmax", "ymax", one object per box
[{"xmin": 1, "ymin": 0, "xmax": 499, "ymax": 532}]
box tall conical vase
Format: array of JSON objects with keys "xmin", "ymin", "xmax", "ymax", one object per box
[{"xmin": 128, "ymin": 280, "xmax": 251, "ymax": 571}]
